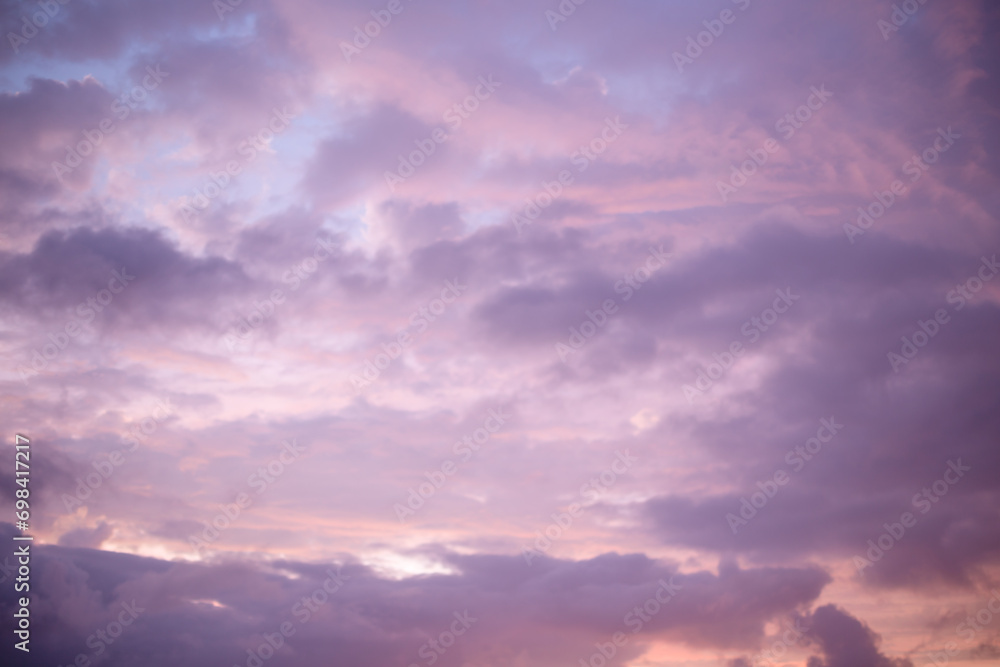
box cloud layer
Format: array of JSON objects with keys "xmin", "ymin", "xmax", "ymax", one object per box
[{"xmin": 1, "ymin": 0, "xmax": 999, "ymax": 664}]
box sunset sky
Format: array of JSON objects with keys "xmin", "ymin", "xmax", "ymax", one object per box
[{"xmin": 2, "ymin": 0, "xmax": 1000, "ymax": 665}]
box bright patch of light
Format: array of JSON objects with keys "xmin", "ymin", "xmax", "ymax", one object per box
[
  {"xmin": 360, "ymin": 551, "xmax": 459, "ymax": 580},
  {"xmin": 190, "ymin": 598, "xmax": 229, "ymax": 609}
]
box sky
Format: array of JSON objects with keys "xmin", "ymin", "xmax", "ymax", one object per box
[{"xmin": 1, "ymin": 0, "xmax": 999, "ymax": 665}]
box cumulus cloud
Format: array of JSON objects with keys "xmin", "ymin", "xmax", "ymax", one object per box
[{"xmin": 0, "ymin": 532, "xmax": 833, "ymax": 666}]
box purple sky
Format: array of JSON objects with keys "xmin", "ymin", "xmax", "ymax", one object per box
[{"xmin": 2, "ymin": 0, "xmax": 1000, "ymax": 665}]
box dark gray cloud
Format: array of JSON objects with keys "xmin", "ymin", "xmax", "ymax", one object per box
[
  {"xmin": 0, "ymin": 531, "xmax": 833, "ymax": 667},
  {"xmin": 804, "ymin": 604, "xmax": 914, "ymax": 667}
]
